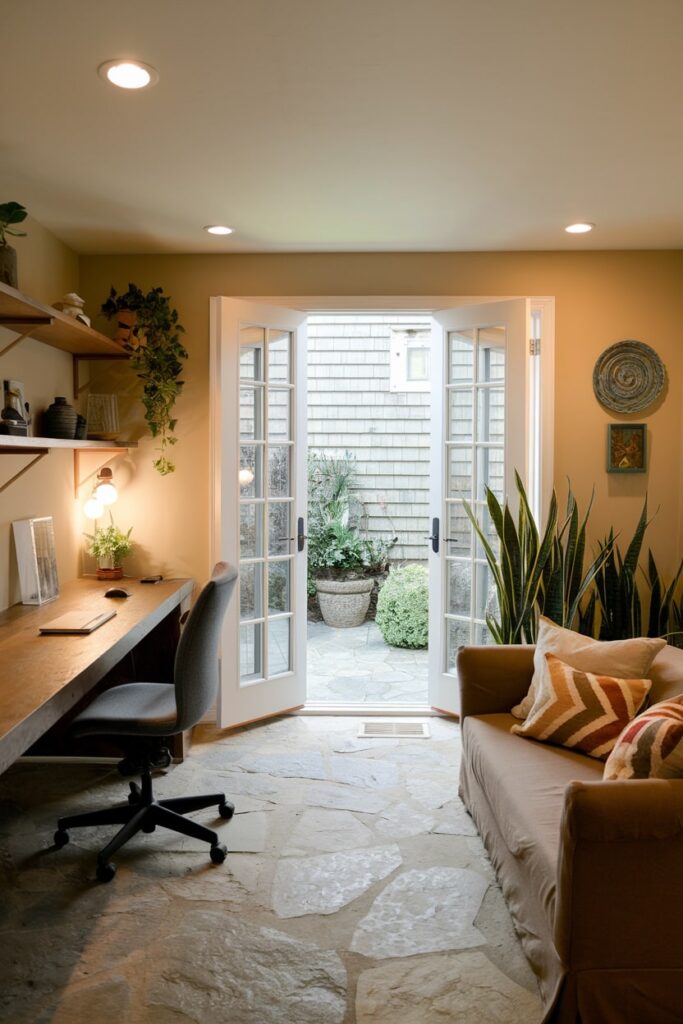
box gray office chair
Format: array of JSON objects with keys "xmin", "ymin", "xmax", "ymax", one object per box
[{"xmin": 53, "ymin": 562, "xmax": 238, "ymax": 882}]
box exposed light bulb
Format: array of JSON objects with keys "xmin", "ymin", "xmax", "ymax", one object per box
[
  {"xmin": 95, "ymin": 481, "xmax": 118, "ymax": 505},
  {"xmin": 98, "ymin": 59, "xmax": 159, "ymax": 90},
  {"xmin": 204, "ymin": 225, "xmax": 234, "ymax": 235},
  {"xmin": 565, "ymin": 222, "xmax": 594, "ymax": 234},
  {"xmin": 239, "ymin": 468, "xmax": 255, "ymax": 486},
  {"xmin": 84, "ymin": 496, "xmax": 104, "ymax": 520}
]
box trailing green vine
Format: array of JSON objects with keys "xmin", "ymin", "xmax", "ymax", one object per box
[{"xmin": 101, "ymin": 284, "xmax": 188, "ymax": 475}]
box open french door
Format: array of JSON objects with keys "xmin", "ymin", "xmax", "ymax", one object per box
[
  {"xmin": 428, "ymin": 299, "xmax": 530, "ymax": 716},
  {"xmin": 211, "ymin": 298, "xmax": 308, "ymax": 728}
]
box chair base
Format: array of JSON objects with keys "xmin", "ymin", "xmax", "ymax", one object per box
[{"xmin": 54, "ymin": 768, "xmax": 234, "ymax": 882}]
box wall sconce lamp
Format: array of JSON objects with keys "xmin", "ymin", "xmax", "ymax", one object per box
[
  {"xmin": 84, "ymin": 467, "xmax": 119, "ymax": 519},
  {"xmin": 239, "ymin": 467, "xmax": 255, "ymax": 487}
]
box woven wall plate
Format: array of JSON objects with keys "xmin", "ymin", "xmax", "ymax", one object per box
[{"xmin": 593, "ymin": 340, "xmax": 666, "ymax": 413}]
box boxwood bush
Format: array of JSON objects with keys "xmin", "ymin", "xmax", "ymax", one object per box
[{"xmin": 376, "ymin": 564, "xmax": 429, "ymax": 648}]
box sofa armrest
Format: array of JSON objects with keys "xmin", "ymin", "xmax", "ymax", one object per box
[
  {"xmin": 554, "ymin": 779, "xmax": 683, "ymax": 970},
  {"xmin": 457, "ymin": 645, "xmax": 535, "ymax": 720}
]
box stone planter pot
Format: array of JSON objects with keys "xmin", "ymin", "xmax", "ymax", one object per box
[{"xmin": 316, "ymin": 577, "xmax": 374, "ymax": 628}]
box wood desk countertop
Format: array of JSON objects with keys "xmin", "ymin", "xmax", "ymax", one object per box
[{"xmin": 0, "ymin": 577, "xmax": 194, "ymax": 774}]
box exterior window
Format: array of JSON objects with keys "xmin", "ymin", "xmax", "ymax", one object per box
[{"xmin": 390, "ymin": 327, "xmax": 431, "ymax": 392}]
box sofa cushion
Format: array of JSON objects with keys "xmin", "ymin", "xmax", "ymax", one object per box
[
  {"xmin": 512, "ymin": 653, "xmax": 651, "ymax": 759},
  {"xmin": 462, "ymin": 713, "xmax": 601, "ymax": 919},
  {"xmin": 603, "ymin": 695, "xmax": 683, "ymax": 780},
  {"xmin": 511, "ymin": 616, "xmax": 665, "ymax": 719}
]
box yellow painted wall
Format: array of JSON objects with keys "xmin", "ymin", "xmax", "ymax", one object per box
[
  {"xmin": 76, "ymin": 251, "xmax": 683, "ymax": 592},
  {"xmin": 0, "ymin": 219, "xmax": 81, "ymax": 611}
]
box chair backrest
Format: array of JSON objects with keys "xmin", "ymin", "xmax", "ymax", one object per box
[{"xmin": 173, "ymin": 562, "xmax": 237, "ymax": 732}]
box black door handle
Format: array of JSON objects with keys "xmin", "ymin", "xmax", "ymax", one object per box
[
  {"xmin": 297, "ymin": 516, "xmax": 307, "ymax": 552},
  {"xmin": 425, "ymin": 517, "xmax": 439, "ymax": 554}
]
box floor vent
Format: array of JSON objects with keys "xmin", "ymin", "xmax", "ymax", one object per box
[{"xmin": 358, "ymin": 719, "xmax": 430, "ymax": 739}]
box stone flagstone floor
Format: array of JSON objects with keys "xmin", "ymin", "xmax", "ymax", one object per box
[
  {"xmin": 0, "ymin": 715, "xmax": 542, "ymax": 1023},
  {"xmin": 307, "ymin": 620, "xmax": 429, "ymax": 704}
]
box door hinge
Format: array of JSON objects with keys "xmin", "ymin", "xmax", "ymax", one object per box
[{"xmin": 529, "ymin": 337, "xmax": 540, "ymax": 356}]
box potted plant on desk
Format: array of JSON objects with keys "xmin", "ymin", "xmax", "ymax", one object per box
[{"xmin": 86, "ymin": 518, "xmax": 133, "ymax": 581}]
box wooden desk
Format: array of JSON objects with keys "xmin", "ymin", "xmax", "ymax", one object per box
[{"xmin": 0, "ymin": 577, "xmax": 193, "ymax": 774}]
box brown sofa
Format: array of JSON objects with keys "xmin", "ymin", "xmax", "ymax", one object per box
[{"xmin": 457, "ymin": 642, "xmax": 683, "ymax": 1024}]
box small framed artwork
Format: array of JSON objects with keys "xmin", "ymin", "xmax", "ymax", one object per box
[
  {"xmin": 607, "ymin": 423, "xmax": 647, "ymax": 473},
  {"xmin": 12, "ymin": 516, "xmax": 60, "ymax": 604}
]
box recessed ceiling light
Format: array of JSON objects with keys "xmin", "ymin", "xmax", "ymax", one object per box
[
  {"xmin": 204, "ymin": 225, "xmax": 234, "ymax": 235},
  {"xmin": 98, "ymin": 59, "xmax": 159, "ymax": 90},
  {"xmin": 565, "ymin": 222, "xmax": 595, "ymax": 234}
]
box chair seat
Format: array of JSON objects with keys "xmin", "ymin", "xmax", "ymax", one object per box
[{"xmin": 69, "ymin": 682, "xmax": 178, "ymax": 738}]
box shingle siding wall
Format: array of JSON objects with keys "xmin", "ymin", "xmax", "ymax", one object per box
[{"xmin": 307, "ymin": 315, "xmax": 431, "ymax": 562}]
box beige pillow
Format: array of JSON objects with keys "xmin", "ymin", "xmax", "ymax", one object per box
[
  {"xmin": 511, "ymin": 653, "xmax": 651, "ymax": 759},
  {"xmin": 510, "ymin": 616, "xmax": 666, "ymax": 720},
  {"xmin": 603, "ymin": 695, "xmax": 683, "ymax": 780}
]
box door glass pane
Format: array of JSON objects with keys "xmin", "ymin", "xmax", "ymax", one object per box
[
  {"xmin": 445, "ymin": 501, "xmax": 472, "ymax": 555},
  {"xmin": 447, "ymin": 447, "xmax": 472, "ymax": 500},
  {"xmin": 448, "ymin": 390, "xmax": 473, "ymax": 442},
  {"xmin": 240, "ymin": 563, "xmax": 263, "ymax": 620},
  {"xmin": 269, "ymin": 445, "xmax": 291, "ymax": 497},
  {"xmin": 239, "ymin": 445, "xmax": 263, "ymax": 498},
  {"xmin": 268, "ymin": 617, "xmax": 291, "ymax": 675},
  {"xmin": 269, "ymin": 560, "xmax": 291, "ymax": 614},
  {"xmin": 478, "ymin": 326, "xmax": 505, "ymax": 382},
  {"xmin": 240, "ymin": 327, "xmax": 265, "ymax": 381},
  {"xmin": 473, "ymin": 501, "xmax": 499, "ymax": 558},
  {"xmin": 268, "ymin": 388, "xmax": 291, "ymax": 441},
  {"xmin": 268, "ymin": 329, "xmax": 291, "ymax": 384},
  {"xmin": 474, "ymin": 561, "xmax": 498, "ymax": 621},
  {"xmin": 268, "ymin": 502, "xmax": 291, "ymax": 555},
  {"xmin": 473, "ymin": 622, "xmax": 495, "ymax": 646},
  {"xmin": 240, "ymin": 387, "xmax": 263, "ymax": 441},
  {"xmin": 240, "ymin": 503, "xmax": 264, "ymax": 559},
  {"xmin": 449, "ymin": 330, "xmax": 474, "ymax": 384},
  {"xmin": 240, "ymin": 622, "xmax": 263, "ymax": 681},
  {"xmin": 445, "ymin": 618, "xmax": 471, "ymax": 675},
  {"xmin": 476, "ymin": 446, "xmax": 504, "ymax": 501},
  {"xmin": 447, "ymin": 559, "xmax": 471, "ymax": 616},
  {"xmin": 477, "ymin": 388, "xmax": 504, "ymax": 444}
]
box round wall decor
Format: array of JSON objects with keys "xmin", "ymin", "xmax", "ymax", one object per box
[{"xmin": 593, "ymin": 340, "xmax": 666, "ymax": 413}]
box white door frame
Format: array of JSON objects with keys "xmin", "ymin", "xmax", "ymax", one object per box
[{"xmin": 210, "ymin": 295, "xmax": 554, "ymax": 718}]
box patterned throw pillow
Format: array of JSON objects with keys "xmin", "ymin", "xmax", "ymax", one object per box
[
  {"xmin": 511, "ymin": 653, "xmax": 652, "ymax": 760},
  {"xmin": 603, "ymin": 696, "xmax": 683, "ymax": 780},
  {"xmin": 511, "ymin": 616, "xmax": 665, "ymax": 720}
]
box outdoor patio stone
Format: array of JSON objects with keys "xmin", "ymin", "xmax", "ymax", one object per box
[
  {"xmin": 272, "ymin": 844, "xmax": 402, "ymax": 917},
  {"xmin": 145, "ymin": 909, "xmax": 347, "ymax": 1024},
  {"xmin": 284, "ymin": 808, "xmax": 374, "ymax": 854},
  {"xmin": 375, "ymin": 802, "xmax": 436, "ymax": 839},
  {"xmin": 355, "ymin": 951, "xmax": 541, "ymax": 1024},
  {"xmin": 305, "ymin": 782, "xmax": 390, "ymax": 813},
  {"xmin": 350, "ymin": 866, "xmax": 488, "ymax": 958}
]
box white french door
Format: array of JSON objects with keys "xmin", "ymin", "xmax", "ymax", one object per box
[
  {"xmin": 211, "ymin": 298, "xmax": 308, "ymax": 728},
  {"xmin": 428, "ymin": 299, "xmax": 529, "ymax": 715}
]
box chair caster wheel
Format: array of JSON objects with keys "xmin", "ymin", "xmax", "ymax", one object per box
[
  {"xmin": 96, "ymin": 860, "xmax": 117, "ymax": 883},
  {"xmin": 54, "ymin": 829, "xmax": 69, "ymax": 848},
  {"xmin": 210, "ymin": 843, "xmax": 227, "ymax": 865},
  {"xmin": 142, "ymin": 823, "xmax": 156, "ymax": 833},
  {"xmin": 219, "ymin": 801, "xmax": 235, "ymax": 820}
]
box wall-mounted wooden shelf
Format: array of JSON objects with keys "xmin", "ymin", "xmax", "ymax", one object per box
[
  {"xmin": 0, "ymin": 281, "xmax": 129, "ymax": 358},
  {"xmin": 0, "ymin": 435, "xmax": 138, "ymax": 494}
]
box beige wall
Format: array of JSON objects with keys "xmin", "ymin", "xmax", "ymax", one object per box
[
  {"xmin": 75, "ymin": 251, "xmax": 683, "ymax": 592},
  {"xmin": 0, "ymin": 219, "xmax": 81, "ymax": 610}
]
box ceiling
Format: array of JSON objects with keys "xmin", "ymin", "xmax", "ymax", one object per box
[{"xmin": 2, "ymin": 0, "xmax": 682, "ymax": 254}]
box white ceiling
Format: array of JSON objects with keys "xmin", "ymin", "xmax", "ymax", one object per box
[{"xmin": 1, "ymin": 0, "xmax": 682, "ymax": 254}]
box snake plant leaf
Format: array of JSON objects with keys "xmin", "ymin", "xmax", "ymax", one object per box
[{"xmin": 623, "ymin": 498, "xmax": 649, "ymax": 576}]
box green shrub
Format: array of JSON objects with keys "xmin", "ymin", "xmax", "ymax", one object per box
[{"xmin": 376, "ymin": 565, "xmax": 429, "ymax": 648}]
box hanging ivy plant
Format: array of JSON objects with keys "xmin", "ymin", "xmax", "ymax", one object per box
[{"xmin": 101, "ymin": 284, "xmax": 188, "ymax": 475}]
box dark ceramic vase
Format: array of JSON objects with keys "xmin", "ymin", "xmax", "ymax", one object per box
[
  {"xmin": 0, "ymin": 245, "xmax": 17, "ymax": 288},
  {"xmin": 43, "ymin": 396, "xmax": 78, "ymax": 439}
]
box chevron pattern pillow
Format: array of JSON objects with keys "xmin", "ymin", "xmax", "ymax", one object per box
[
  {"xmin": 511, "ymin": 653, "xmax": 652, "ymax": 760},
  {"xmin": 603, "ymin": 696, "xmax": 683, "ymax": 779}
]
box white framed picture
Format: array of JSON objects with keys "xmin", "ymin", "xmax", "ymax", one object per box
[{"xmin": 12, "ymin": 516, "xmax": 59, "ymax": 605}]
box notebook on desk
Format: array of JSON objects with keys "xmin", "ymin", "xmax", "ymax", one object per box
[{"xmin": 39, "ymin": 610, "xmax": 116, "ymax": 635}]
